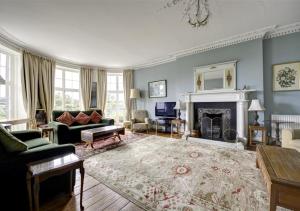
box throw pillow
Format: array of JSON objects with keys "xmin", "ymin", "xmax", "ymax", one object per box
[
  {"xmin": 90, "ymin": 111, "xmax": 102, "ymax": 123},
  {"xmin": 56, "ymin": 112, "xmax": 75, "ymax": 126},
  {"xmin": 75, "ymin": 112, "xmax": 91, "ymax": 125},
  {"xmin": 0, "ymin": 126, "xmax": 28, "ymax": 153}
]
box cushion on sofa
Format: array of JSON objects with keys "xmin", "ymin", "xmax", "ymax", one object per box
[
  {"xmin": 75, "ymin": 112, "xmax": 91, "ymax": 125},
  {"xmin": 90, "ymin": 111, "xmax": 102, "ymax": 123},
  {"xmin": 0, "ymin": 126, "xmax": 28, "ymax": 153},
  {"xmin": 56, "ymin": 111, "xmax": 75, "ymax": 126},
  {"xmin": 25, "ymin": 138, "xmax": 51, "ymax": 149}
]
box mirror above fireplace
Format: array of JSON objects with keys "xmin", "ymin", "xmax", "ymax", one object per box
[{"xmin": 194, "ymin": 60, "xmax": 237, "ymax": 92}]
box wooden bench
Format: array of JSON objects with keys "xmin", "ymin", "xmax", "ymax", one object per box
[{"xmin": 256, "ymin": 145, "xmax": 300, "ymax": 211}]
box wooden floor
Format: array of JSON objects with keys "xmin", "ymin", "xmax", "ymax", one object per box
[{"xmin": 41, "ymin": 172, "xmax": 144, "ymax": 211}]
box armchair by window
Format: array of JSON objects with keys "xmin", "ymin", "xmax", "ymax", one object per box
[{"xmin": 131, "ymin": 110, "xmax": 150, "ymax": 133}]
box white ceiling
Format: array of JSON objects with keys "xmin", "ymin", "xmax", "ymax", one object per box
[{"xmin": 0, "ymin": 0, "xmax": 300, "ymax": 68}]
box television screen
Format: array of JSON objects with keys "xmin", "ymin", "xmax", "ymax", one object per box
[{"xmin": 155, "ymin": 102, "xmax": 176, "ymax": 117}]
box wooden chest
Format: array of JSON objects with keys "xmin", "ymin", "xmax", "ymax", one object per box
[{"xmin": 256, "ymin": 145, "xmax": 300, "ymax": 211}]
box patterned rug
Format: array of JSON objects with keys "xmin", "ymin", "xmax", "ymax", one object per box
[
  {"xmin": 75, "ymin": 131, "xmax": 148, "ymax": 159},
  {"xmin": 84, "ymin": 135, "xmax": 275, "ymax": 211}
]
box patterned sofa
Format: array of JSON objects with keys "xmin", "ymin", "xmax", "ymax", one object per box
[{"xmin": 49, "ymin": 110, "xmax": 114, "ymax": 144}]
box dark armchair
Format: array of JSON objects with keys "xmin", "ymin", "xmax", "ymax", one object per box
[{"xmin": 0, "ymin": 129, "xmax": 75, "ymax": 211}]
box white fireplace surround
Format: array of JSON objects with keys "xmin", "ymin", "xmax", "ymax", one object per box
[{"xmin": 184, "ymin": 89, "xmax": 256, "ymax": 141}]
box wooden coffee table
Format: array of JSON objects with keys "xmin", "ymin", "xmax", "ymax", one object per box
[
  {"xmin": 26, "ymin": 153, "xmax": 84, "ymax": 211},
  {"xmin": 81, "ymin": 125, "xmax": 125, "ymax": 149},
  {"xmin": 256, "ymin": 145, "xmax": 300, "ymax": 211}
]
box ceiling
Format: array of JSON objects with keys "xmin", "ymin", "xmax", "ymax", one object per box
[{"xmin": 0, "ymin": 0, "xmax": 300, "ymax": 68}]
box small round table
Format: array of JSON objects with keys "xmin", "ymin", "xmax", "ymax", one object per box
[
  {"xmin": 171, "ymin": 119, "xmax": 186, "ymax": 138},
  {"xmin": 38, "ymin": 125, "xmax": 54, "ymax": 142}
]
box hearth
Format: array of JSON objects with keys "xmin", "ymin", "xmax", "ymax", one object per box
[{"xmin": 194, "ymin": 102, "xmax": 236, "ymax": 142}]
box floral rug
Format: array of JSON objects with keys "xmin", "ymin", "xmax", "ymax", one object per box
[
  {"xmin": 75, "ymin": 131, "xmax": 148, "ymax": 159},
  {"xmin": 84, "ymin": 135, "xmax": 271, "ymax": 211}
]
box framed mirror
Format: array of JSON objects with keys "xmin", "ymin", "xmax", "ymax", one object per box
[{"xmin": 194, "ymin": 61, "xmax": 237, "ymax": 92}]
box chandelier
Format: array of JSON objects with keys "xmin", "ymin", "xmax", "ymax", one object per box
[{"xmin": 165, "ymin": 0, "xmax": 209, "ymax": 28}]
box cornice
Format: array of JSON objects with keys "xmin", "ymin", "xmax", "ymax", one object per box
[{"xmin": 264, "ymin": 22, "xmax": 300, "ymax": 39}]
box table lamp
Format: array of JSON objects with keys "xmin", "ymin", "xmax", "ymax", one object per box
[
  {"xmin": 174, "ymin": 100, "xmax": 182, "ymax": 120},
  {"xmin": 248, "ymin": 99, "xmax": 265, "ymax": 126},
  {"xmin": 130, "ymin": 89, "xmax": 140, "ymax": 99}
]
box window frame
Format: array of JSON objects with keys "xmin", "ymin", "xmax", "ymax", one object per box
[{"xmin": 54, "ymin": 65, "xmax": 81, "ymax": 110}]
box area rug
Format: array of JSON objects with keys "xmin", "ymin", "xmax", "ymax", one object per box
[
  {"xmin": 75, "ymin": 131, "xmax": 148, "ymax": 159},
  {"xmin": 84, "ymin": 135, "xmax": 270, "ymax": 211}
]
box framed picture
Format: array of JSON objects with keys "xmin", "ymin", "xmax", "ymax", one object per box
[
  {"xmin": 273, "ymin": 61, "xmax": 300, "ymax": 91},
  {"xmin": 148, "ymin": 80, "xmax": 167, "ymax": 98}
]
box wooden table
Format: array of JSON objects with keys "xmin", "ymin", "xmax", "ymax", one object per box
[
  {"xmin": 256, "ymin": 145, "xmax": 300, "ymax": 211},
  {"xmin": 81, "ymin": 125, "xmax": 125, "ymax": 149},
  {"xmin": 26, "ymin": 153, "xmax": 84, "ymax": 211},
  {"xmin": 38, "ymin": 125, "xmax": 54, "ymax": 142},
  {"xmin": 171, "ymin": 119, "xmax": 186, "ymax": 138}
]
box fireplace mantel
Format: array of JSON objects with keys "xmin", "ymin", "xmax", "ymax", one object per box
[{"xmin": 184, "ymin": 89, "xmax": 256, "ymax": 142}]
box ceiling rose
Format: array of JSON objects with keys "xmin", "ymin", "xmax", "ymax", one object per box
[{"xmin": 165, "ymin": 0, "xmax": 209, "ymax": 28}]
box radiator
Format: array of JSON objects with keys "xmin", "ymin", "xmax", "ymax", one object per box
[{"xmin": 271, "ymin": 115, "xmax": 300, "ymax": 139}]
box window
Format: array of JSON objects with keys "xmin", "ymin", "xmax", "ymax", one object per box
[
  {"xmin": 0, "ymin": 45, "xmax": 26, "ymax": 124},
  {"xmin": 106, "ymin": 73, "xmax": 125, "ymax": 123},
  {"xmin": 54, "ymin": 66, "xmax": 80, "ymax": 110}
]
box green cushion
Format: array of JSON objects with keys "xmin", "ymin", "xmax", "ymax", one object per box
[
  {"xmin": 25, "ymin": 138, "xmax": 50, "ymax": 149},
  {"xmin": 0, "ymin": 126, "xmax": 28, "ymax": 153}
]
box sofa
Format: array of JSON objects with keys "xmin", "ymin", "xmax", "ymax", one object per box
[
  {"xmin": 49, "ymin": 110, "xmax": 114, "ymax": 144},
  {"xmin": 0, "ymin": 129, "xmax": 75, "ymax": 211},
  {"xmin": 282, "ymin": 128, "xmax": 300, "ymax": 151}
]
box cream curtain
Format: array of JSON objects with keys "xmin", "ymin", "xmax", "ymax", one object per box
[
  {"xmin": 97, "ymin": 69, "xmax": 107, "ymax": 113},
  {"xmin": 21, "ymin": 51, "xmax": 55, "ymax": 128},
  {"xmin": 123, "ymin": 69, "xmax": 134, "ymax": 121},
  {"xmin": 38, "ymin": 58, "xmax": 55, "ymax": 122},
  {"xmin": 80, "ymin": 67, "xmax": 93, "ymax": 110}
]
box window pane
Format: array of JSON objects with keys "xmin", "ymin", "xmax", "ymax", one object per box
[
  {"xmin": 0, "ymin": 53, "xmax": 6, "ymax": 66},
  {"xmin": 54, "ymin": 90, "xmax": 63, "ymax": 110},
  {"xmin": 0, "ymin": 67, "xmax": 6, "ymax": 80},
  {"xmin": 107, "ymin": 75, "xmax": 116, "ymax": 91},
  {"xmin": 0, "ymin": 85, "xmax": 6, "ymax": 98},
  {"xmin": 56, "ymin": 69, "xmax": 62, "ymax": 79},
  {"xmin": 0, "ymin": 103, "xmax": 7, "ymax": 120},
  {"xmin": 65, "ymin": 91, "xmax": 80, "ymax": 110},
  {"xmin": 55, "ymin": 78, "xmax": 62, "ymax": 88}
]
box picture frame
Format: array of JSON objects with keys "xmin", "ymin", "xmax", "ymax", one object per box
[
  {"xmin": 273, "ymin": 61, "xmax": 300, "ymax": 91},
  {"xmin": 148, "ymin": 80, "xmax": 167, "ymax": 98}
]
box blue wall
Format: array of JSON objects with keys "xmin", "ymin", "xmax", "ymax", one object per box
[
  {"xmin": 263, "ymin": 32, "xmax": 300, "ymax": 119},
  {"xmin": 134, "ymin": 39, "xmax": 264, "ymax": 119}
]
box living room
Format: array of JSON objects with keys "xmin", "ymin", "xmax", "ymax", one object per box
[{"xmin": 0, "ymin": 0, "xmax": 300, "ymax": 211}]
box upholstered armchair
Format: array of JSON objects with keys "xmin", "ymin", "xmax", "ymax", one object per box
[
  {"xmin": 282, "ymin": 128, "xmax": 300, "ymax": 151},
  {"xmin": 131, "ymin": 110, "xmax": 150, "ymax": 133}
]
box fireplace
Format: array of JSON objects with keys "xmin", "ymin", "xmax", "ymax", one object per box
[
  {"xmin": 194, "ymin": 102, "xmax": 236, "ymax": 141},
  {"xmin": 184, "ymin": 90, "xmax": 255, "ymax": 142}
]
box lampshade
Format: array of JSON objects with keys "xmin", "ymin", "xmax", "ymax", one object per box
[
  {"xmin": 248, "ymin": 99, "xmax": 265, "ymax": 111},
  {"xmin": 130, "ymin": 89, "xmax": 140, "ymax": 99},
  {"xmin": 0, "ymin": 75, "xmax": 5, "ymax": 85},
  {"xmin": 174, "ymin": 100, "xmax": 182, "ymax": 110}
]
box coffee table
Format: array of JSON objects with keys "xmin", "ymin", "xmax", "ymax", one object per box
[{"xmin": 81, "ymin": 125, "xmax": 125, "ymax": 149}]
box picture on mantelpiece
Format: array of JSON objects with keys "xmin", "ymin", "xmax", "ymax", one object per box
[{"xmin": 273, "ymin": 61, "xmax": 300, "ymax": 91}]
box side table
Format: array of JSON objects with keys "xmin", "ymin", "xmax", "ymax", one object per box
[
  {"xmin": 248, "ymin": 125, "xmax": 267, "ymax": 148},
  {"xmin": 171, "ymin": 119, "xmax": 186, "ymax": 138},
  {"xmin": 26, "ymin": 153, "xmax": 84, "ymax": 211},
  {"xmin": 38, "ymin": 125, "xmax": 54, "ymax": 142}
]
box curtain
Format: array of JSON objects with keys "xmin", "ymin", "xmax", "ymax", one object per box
[
  {"xmin": 21, "ymin": 51, "xmax": 40, "ymax": 128},
  {"xmin": 123, "ymin": 69, "xmax": 134, "ymax": 121},
  {"xmin": 80, "ymin": 67, "xmax": 93, "ymax": 110},
  {"xmin": 38, "ymin": 58, "xmax": 55, "ymax": 122},
  {"xmin": 97, "ymin": 69, "xmax": 107, "ymax": 113}
]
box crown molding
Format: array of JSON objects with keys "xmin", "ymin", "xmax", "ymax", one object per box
[
  {"xmin": 264, "ymin": 22, "xmax": 300, "ymax": 39},
  {"xmin": 134, "ymin": 22, "xmax": 300, "ymax": 69}
]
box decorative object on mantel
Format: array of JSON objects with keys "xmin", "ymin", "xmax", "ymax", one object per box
[
  {"xmin": 248, "ymin": 99, "xmax": 265, "ymax": 126},
  {"xmin": 273, "ymin": 61, "xmax": 300, "ymax": 91},
  {"xmin": 164, "ymin": 0, "xmax": 209, "ymax": 28},
  {"xmin": 148, "ymin": 80, "xmax": 167, "ymax": 98},
  {"xmin": 194, "ymin": 61, "xmax": 237, "ymax": 92}
]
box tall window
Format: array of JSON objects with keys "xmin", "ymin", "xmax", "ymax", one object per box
[
  {"xmin": 106, "ymin": 73, "xmax": 125, "ymax": 123},
  {"xmin": 54, "ymin": 66, "xmax": 80, "ymax": 110},
  {"xmin": 0, "ymin": 45, "xmax": 25, "ymax": 122}
]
